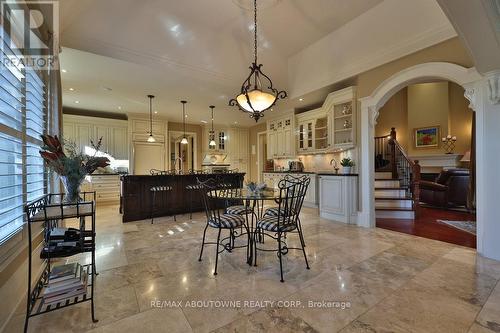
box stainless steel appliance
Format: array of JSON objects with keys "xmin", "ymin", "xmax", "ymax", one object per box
[
  {"xmin": 289, "ymin": 161, "xmax": 304, "ymax": 172},
  {"xmin": 202, "ymin": 153, "xmax": 230, "ymax": 173}
]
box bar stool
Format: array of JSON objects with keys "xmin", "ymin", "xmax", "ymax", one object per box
[{"xmin": 150, "ymin": 185, "xmax": 176, "ymax": 224}]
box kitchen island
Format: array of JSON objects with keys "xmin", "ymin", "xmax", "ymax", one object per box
[{"xmin": 120, "ymin": 172, "xmax": 245, "ymax": 222}]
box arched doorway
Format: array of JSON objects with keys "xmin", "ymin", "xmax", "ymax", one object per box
[{"xmin": 357, "ymin": 62, "xmax": 483, "ymax": 240}]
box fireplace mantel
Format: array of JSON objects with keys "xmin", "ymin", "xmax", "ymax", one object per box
[{"xmin": 408, "ymin": 153, "xmax": 463, "ymax": 173}]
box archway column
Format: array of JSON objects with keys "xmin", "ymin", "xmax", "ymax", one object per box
[
  {"xmin": 357, "ymin": 62, "xmax": 500, "ymax": 261},
  {"xmin": 465, "ymin": 70, "xmax": 500, "ymax": 260}
]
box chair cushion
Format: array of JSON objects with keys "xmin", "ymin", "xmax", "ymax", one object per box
[
  {"xmin": 208, "ymin": 214, "xmax": 245, "ymax": 229},
  {"xmin": 226, "ymin": 205, "xmax": 252, "ymax": 215},
  {"xmin": 186, "ymin": 184, "xmax": 203, "ymax": 190},
  {"xmin": 150, "ymin": 185, "xmax": 172, "ymax": 192},
  {"xmin": 257, "ymin": 216, "xmax": 296, "ymax": 232},
  {"xmin": 264, "ymin": 207, "xmax": 296, "ymax": 217}
]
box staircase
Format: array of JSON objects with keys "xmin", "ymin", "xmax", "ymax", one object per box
[{"xmin": 374, "ymin": 128, "xmax": 421, "ymax": 219}]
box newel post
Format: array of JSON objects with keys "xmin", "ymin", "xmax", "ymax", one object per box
[
  {"xmin": 412, "ymin": 160, "xmax": 421, "ymax": 219},
  {"xmin": 389, "ymin": 127, "xmax": 397, "ymax": 179}
]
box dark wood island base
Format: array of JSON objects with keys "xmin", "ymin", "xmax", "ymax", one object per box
[{"xmin": 120, "ymin": 173, "xmax": 245, "ymax": 222}]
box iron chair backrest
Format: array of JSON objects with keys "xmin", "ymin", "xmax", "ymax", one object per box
[
  {"xmin": 150, "ymin": 169, "xmax": 176, "ymax": 175},
  {"xmin": 197, "ymin": 177, "xmax": 226, "ymax": 227},
  {"xmin": 274, "ymin": 175, "xmax": 310, "ymax": 230}
]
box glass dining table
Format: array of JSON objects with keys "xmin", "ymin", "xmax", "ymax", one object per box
[{"xmin": 208, "ymin": 187, "xmax": 282, "ymax": 265}]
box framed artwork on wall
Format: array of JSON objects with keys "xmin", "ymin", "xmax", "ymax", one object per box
[{"xmin": 414, "ymin": 126, "xmax": 440, "ymax": 148}]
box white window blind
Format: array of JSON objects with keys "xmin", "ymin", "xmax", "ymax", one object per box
[{"xmin": 0, "ymin": 25, "xmax": 48, "ymax": 243}]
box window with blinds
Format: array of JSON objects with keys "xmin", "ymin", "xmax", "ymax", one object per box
[{"xmin": 0, "ymin": 25, "xmax": 48, "ymax": 244}]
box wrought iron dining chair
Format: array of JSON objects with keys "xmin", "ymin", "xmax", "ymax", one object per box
[
  {"xmin": 263, "ymin": 174, "xmax": 308, "ymax": 247},
  {"xmin": 255, "ymin": 176, "xmax": 310, "ymax": 282},
  {"xmin": 197, "ymin": 178, "xmax": 250, "ymax": 275}
]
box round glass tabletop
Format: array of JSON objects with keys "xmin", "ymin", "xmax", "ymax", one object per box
[{"xmin": 209, "ymin": 188, "xmax": 281, "ymax": 201}]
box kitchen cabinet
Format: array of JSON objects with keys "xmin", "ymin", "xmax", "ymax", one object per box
[
  {"xmin": 296, "ymin": 107, "xmax": 330, "ymax": 154},
  {"xmin": 63, "ymin": 115, "xmax": 129, "ymax": 159},
  {"xmin": 266, "ymin": 114, "xmax": 295, "ymax": 159},
  {"xmin": 323, "ymin": 86, "xmax": 357, "ymax": 150},
  {"xmin": 262, "ymin": 172, "xmax": 318, "ymax": 207},
  {"xmin": 318, "ymin": 174, "xmax": 358, "ymax": 224},
  {"xmin": 83, "ymin": 174, "xmax": 121, "ymax": 204},
  {"xmin": 203, "ymin": 126, "xmax": 227, "ymax": 153},
  {"xmin": 228, "ymin": 128, "xmax": 249, "ymax": 177}
]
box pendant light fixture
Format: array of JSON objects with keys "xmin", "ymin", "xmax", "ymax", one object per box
[
  {"xmin": 180, "ymin": 100, "xmax": 188, "ymax": 145},
  {"xmin": 209, "ymin": 105, "xmax": 216, "ymax": 147},
  {"xmin": 147, "ymin": 95, "xmax": 156, "ymax": 143},
  {"xmin": 229, "ymin": 0, "xmax": 286, "ymax": 122}
]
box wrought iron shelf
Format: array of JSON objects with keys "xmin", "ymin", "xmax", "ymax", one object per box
[{"xmin": 23, "ymin": 192, "xmax": 98, "ymax": 332}]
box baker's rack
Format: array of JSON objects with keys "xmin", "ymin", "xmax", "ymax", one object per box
[{"xmin": 23, "ymin": 192, "xmax": 98, "ymax": 332}]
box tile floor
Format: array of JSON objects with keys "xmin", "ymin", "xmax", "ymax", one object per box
[{"xmin": 5, "ymin": 205, "xmax": 500, "ymax": 333}]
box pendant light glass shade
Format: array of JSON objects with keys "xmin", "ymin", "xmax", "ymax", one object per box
[
  {"xmin": 229, "ymin": 0, "xmax": 286, "ymax": 122},
  {"xmin": 181, "ymin": 100, "xmax": 188, "ymax": 145},
  {"xmin": 147, "ymin": 95, "xmax": 156, "ymax": 143},
  {"xmin": 209, "ymin": 105, "xmax": 216, "ymax": 147}
]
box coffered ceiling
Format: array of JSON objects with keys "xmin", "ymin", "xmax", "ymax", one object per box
[{"xmin": 59, "ymin": 0, "xmax": 453, "ymax": 126}]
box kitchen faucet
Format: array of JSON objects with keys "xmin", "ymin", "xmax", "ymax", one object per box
[{"xmin": 330, "ymin": 158, "xmax": 339, "ymax": 174}]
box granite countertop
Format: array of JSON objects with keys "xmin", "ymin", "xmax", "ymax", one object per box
[{"xmin": 263, "ymin": 170, "xmax": 358, "ymax": 176}]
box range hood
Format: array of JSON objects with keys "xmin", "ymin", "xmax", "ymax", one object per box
[{"xmin": 202, "ymin": 153, "xmax": 230, "ymax": 166}]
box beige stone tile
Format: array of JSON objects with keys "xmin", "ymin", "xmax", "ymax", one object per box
[
  {"xmin": 476, "ymin": 281, "xmax": 500, "ymax": 332},
  {"xmin": 413, "ymin": 257, "xmax": 497, "ymax": 306},
  {"xmin": 213, "ymin": 307, "xmax": 318, "ymax": 333},
  {"xmin": 96, "ymin": 260, "xmax": 164, "ymax": 291},
  {"xmin": 353, "ymin": 281, "xmax": 481, "ymax": 333},
  {"xmin": 468, "ymin": 323, "xmax": 498, "ymax": 333},
  {"xmin": 444, "ymin": 247, "xmax": 500, "ymax": 280},
  {"xmin": 87, "ymin": 308, "xmax": 192, "ymax": 333}
]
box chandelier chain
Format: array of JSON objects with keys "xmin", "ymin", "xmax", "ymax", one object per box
[{"xmin": 254, "ymin": 0, "xmax": 257, "ymax": 64}]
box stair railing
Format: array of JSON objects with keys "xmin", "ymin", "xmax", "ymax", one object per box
[
  {"xmin": 375, "ymin": 127, "xmax": 421, "ymax": 218},
  {"xmin": 388, "ymin": 134, "xmax": 421, "ymax": 218}
]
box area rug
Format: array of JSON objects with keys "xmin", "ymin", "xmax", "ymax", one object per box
[{"xmin": 437, "ymin": 220, "xmax": 476, "ymax": 235}]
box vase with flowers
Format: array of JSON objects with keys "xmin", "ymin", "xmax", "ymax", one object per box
[{"xmin": 39, "ymin": 135, "xmax": 110, "ymax": 203}]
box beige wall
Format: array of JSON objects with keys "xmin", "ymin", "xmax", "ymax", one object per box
[
  {"xmin": 357, "ymin": 38, "xmax": 474, "ymax": 98},
  {"xmin": 407, "ymin": 82, "xmax": 449, "ymax": 156},
  {"xmin": 449, "ymin": 83, "xmax": 473, "ymax": 155},
  {"xmin": 375, "ymin": 88, "xmax": 409, "ymax": 151},
  {"xmin": 375, "ymin": 81, "xmax": 472, "ymax": 157},
  {"xmin": 168, "ymin": 122, "xmax": 203, "ymax": 169}
]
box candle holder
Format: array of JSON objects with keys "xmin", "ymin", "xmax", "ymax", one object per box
[{"xmin": 442, "ymin": 135, "xmax": 457, "ymax": 154}]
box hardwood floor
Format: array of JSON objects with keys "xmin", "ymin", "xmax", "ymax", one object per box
[{"xmin": 376, "ymin": 207, "xmax": 476, "ymax": 248}]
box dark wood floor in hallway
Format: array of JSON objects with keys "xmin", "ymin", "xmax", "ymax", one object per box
[{"xmin": 376, "ymin": 207, "xmax": 476, "ymax": 248}]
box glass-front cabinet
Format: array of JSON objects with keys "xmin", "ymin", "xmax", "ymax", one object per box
[
  {"xmin": 296, "ymin": 107, "xmax": 329, "ymax": 153},
  {"xmin": 266, "ymin": 113, "xmax": 295, "ymax": 159},
  {"xmin": 323, "ymin": 86, "xmax": 357, "ymax": 150}
]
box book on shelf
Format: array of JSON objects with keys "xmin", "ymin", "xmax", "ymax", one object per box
[
  {"xmin": 43, "ymin": 265, "xmax": 88, "ymax": 306},
  {"xmin": 49, "ymin": 262, "xmax": 79, "ymax": 282}
]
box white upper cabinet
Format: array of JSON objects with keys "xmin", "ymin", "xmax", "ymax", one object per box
[
  {"xmin": 63, "ymin": 115, "xmax": 129, "ymax": 160},
  {"xmin": 323, "ymin": 86, "xmax": 357, "ymax": 150},
  {"xmin": 294, "ymin": 86, "xmax": 357, "ymax": 155},
  {"xmin": 266, "ymin": 113, "xmax": 295, "ymax": 159},
  {"xmin": 203, "ymin": 126, "xmax": 227, "ymax": 153}
]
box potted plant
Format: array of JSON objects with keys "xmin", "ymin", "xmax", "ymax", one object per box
[
  {"xmin": 39, "ymin": 135, "xmax": 110, "ymax": 203},
  {"xmin": 340, "ymin": 157, "xmax": 355, "ymax": 174}
]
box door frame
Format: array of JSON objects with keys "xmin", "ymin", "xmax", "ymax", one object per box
[{"xmin": 168, "ymin": 130, "xmax": 198, "ymax": 171}]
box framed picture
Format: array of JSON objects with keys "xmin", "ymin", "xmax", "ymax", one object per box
[{"xmin": 414, "ymin": 126, "xmax": 440, "ymax": 148}]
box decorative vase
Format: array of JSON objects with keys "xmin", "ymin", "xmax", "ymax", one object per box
[
  {"xmin": 60, "ymin": 175, "xmax": 84, "ymax": 203},
  {"xmin": 343, "ymin": 166, "xmax": 352, "ymax": 174}
]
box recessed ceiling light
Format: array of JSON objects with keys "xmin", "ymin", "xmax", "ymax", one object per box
[
  {"xmin": 61, "ymin": 69, "xmax": 67, "ymax": 73},
  {"xmin": 154, "ymin": 111, "xmax": 158, "ymax": 114},
  {"xmin": 69, "ymin": 87, "xmax": 74, "ymax": 91},
  {"xmin": 201, "ymin": 120, "xmax": 207, "ymax": 124},
  {"xmin": 299, "ymin": 98, "xmax": 304, "ymax": 101},
  {"xmin": 185, "ymin": 114, "xmax": 188, "ymax": 118},
  {"xmin": 270, "ymin": 108, "xmax": 273, "ymax": 111},
  {"xmin": 234, "ymin": 121, "xmax": 238, "ymax": 124},
  {"xmin": 118, "ymin": 106, "xmax": 122, "ymax": 110},
  {"xmin": 74, "ymin": 100, "xmax": 79, "ymax": 104}
]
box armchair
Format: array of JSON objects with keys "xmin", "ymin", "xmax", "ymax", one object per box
[{"xmin": 419, "ymin": 168, "xmax": 469, "ymax": 207}]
